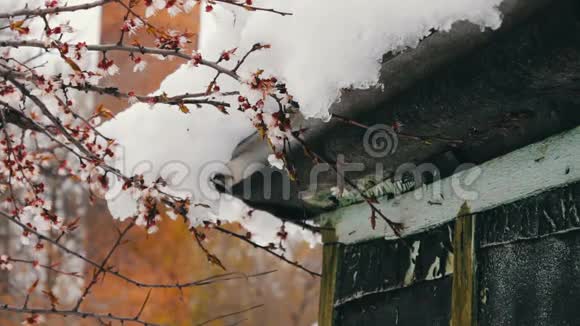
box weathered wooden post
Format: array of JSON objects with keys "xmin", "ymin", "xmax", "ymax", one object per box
[
  {"xmin": 318, "ymin": 227, "xmax": 341, "ymax": 326},
  {"xmin": 451, "ymin": 203, "xmax": 477, "ymax": 326}
]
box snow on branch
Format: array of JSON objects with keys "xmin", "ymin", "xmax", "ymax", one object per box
[
  {"xmin": 0, "ymin": 0, "xmax": 320, "ymax": 323},
  {"xmin": 0, "ymin": 0, "xmax": 505, "ymax": 322}
]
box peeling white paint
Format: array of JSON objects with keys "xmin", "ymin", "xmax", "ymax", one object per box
[
  {"xmin": 425, "ymin": 256, "xmax": 441, "ymax": 281},
  {"xmin": 403, "ymin": 241, "xmax": 421, "ymax": 286},
  {"xmin": 570, "ymin": 192, "xmax": 580, "ymax": 225},
  {"xmin": 481, "ymin": 287, "xmax": 489, "ymax": 305}
]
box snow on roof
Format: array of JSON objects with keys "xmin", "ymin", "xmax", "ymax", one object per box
[{"xmin": 100, "ymin": 0, "xmax": 505, "ymax": 245}]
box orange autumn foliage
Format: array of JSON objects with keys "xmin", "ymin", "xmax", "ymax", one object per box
[{"xmin": 81, "ymin": 213, "xmax": 320, "ymax": 326}]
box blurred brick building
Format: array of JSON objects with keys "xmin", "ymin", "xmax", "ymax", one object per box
[{"xmin": 97, "ymin": 2, "xmax": 200, "ymax": 113}]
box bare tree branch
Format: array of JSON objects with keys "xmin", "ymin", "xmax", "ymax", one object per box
[
  {"xmin": 197, "ymin": 304, "xmax": 264, "ymax": 326},
  {"xmin": 72, "ymin": 220, "xmax": 135, "ymax": 311},
  {"xmin": 7, "ymin": 257, "xmax": 82, "ymax": 278},
  {"xmin": 0, "ymin": 210, "xmax": 275, "ymax": 289},
  {"xmin": 214, "ymin": 0, "xmax": 293, "ymax": 16},
  {"xmin": 0, "ymin": 0, "xmax": 115, "ymax": 19},
  {"xmin": 0, "ymin": 302, "xmax": 162, "ymax": 326},
  {"xmin": 0, "ymin": 40, "xmax": 240, "ymax": 80},
  {"xmin": 213, "ymin": 225, "xmax": 321, "ymax": 277},
  {"xmin": 291, "ymin": 133, "xmax": 405, "ymax": 237},
  {"xmin": 0, "ymin": 101, "xmax": 41, "ymax": 131}
]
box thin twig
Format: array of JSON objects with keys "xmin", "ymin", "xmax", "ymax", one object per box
[
  {"xmin": 331, "ymin": 113, "xmax": 463, "ymax": 144},
  {"xmin": 197, "ymin": 304, "xmax": 264, "ymax": 326},
  {"xmin": 135, "ymin": 289, "xmax": 152, "ymax": 320},
  {"xmin": 291, "ymin": 133, "xmax": 404, "ymax": 237},
  {"xmin": 8, "ymin": 258, "xmax": 82, "ymax": 279},
  {"xmin": 0, "ymin": 40, "xmax": 240, "ymax": 80},
  {"xmin": 213, "ymin": 225, "xmax": 321, "ymax": 277},
  {"xmin": 73, "ymin": 220, "xmax": 135, "ymax": 311},
  {"xmin": 0, "ymin": 0, "xmax": 115, "ymax": 19},
  {"xmin": 0, "ymin": 302, "xmax": 162, "ymax": 326},
  {"xmin": 0, "ymin": 210, "xmax": 275, "ymax": 289},
  {"xmin": 214, "ymin": 0, "xmax": 292, "ymax": 16},
  {"xmin": 67, "ymin": 83, "xmax": 235, "ymax": 108}
]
